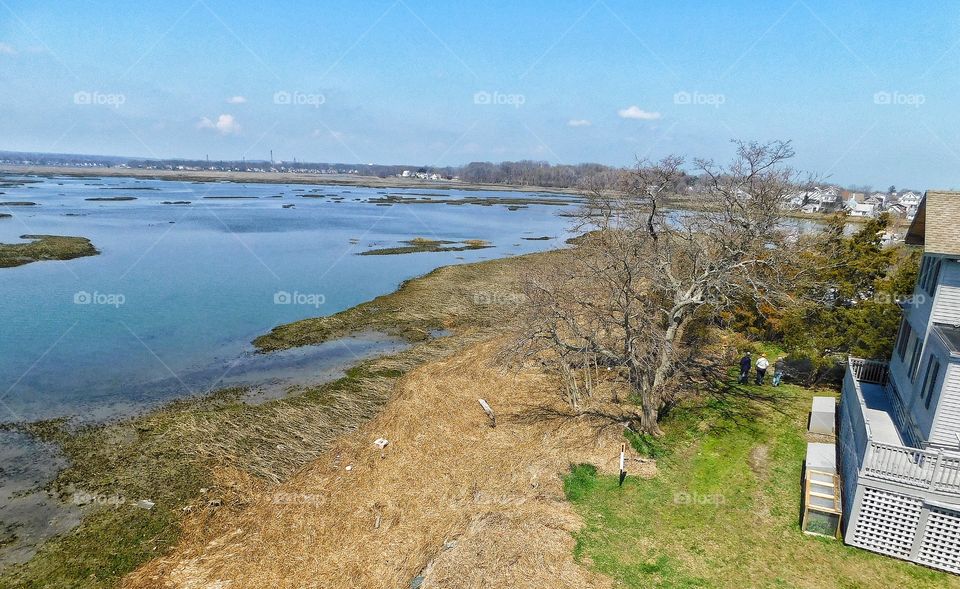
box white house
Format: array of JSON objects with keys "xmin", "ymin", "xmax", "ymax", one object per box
[
  {"xmin": 900, "ymin": 191, "xmax": 923, "ymax": 207},
  {"xmin": 839, "ymin": 190, "xmax": 960, "ymax": 573},
  {"xmin": 792, "ymin": 186, "xmax": 842, "ymax": 212},
  {"xmin": 845, "ymin": 195, "xmax": 877, "ymax": 217}
]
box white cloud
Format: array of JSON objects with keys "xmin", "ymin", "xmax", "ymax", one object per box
[
  {"xmin": 618, "ymin": 105, "xmax": 661, "ymax": 120},
  {"xmin": 0, "ymin": 43, "xmax": 17, "ymax": 55},
  {"xmin": 197, "ymin": 114, "xmax": 241, "ymax": 135},
  {"xmin": 226, "ymin": 96, "xmax": 247, "ymax": 104},
  {"xmin": 567, "ymin": 119, "xmax": 591, "ymax": 127}
]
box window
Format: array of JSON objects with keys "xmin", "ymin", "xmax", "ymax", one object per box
[
  {"xmin": 918, "ymin": 255, "xmax": 943, "ymax": 296},
  {"xmin": 923, "ymin": 357, "xmax": 941, "ymax": 410},
  {"xmin": 908, "ymin": 337, "xmax": 923, "ymax": 381},
  {"xmin": 896, "ymin": 319, "xmax": 912, "ymax": 361}
]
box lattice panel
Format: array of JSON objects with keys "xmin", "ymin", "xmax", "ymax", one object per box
[
  {"xmin": 917, "ymin": 507, "xmax": 960, "ymax": 574},
  {"xmin": 850, "ymin": 487, "xmax": 922, "ymax": 558}
]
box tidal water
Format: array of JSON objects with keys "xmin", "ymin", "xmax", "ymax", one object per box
[
  {"xmin": 0, "ymin": 173, "xmax": 576, "ymax": 564},
  {"xmin": 0, "ymin": 174, "xmax": 575, "ymax": 425}
]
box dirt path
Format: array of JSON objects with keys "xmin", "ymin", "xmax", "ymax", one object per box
[{"xmin": 123, "ymin": 340, "xmax": 640, "ymax": 589}]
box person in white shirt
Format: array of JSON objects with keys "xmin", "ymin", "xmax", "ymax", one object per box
[{"xmin": 755, "ymin": 353, "xmax": 770, "ymax": 385}]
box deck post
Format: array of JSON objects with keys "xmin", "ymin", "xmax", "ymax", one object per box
[
  {"xmin": 929, "ymin": 449, "xmax": 944, "ymax": 491},
  {"xmin": 909, "ymin": 505, "xmax": 933, "ymax": 561}
]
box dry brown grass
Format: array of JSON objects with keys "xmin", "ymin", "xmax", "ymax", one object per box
[{"xmin": 123, "ymin": 338, "xmax": 639, "ymax": 589}]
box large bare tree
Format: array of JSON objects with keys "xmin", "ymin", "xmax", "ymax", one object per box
[{"xmin": 514, "ymin": 140, "xmax": 807, "ymax": 435}]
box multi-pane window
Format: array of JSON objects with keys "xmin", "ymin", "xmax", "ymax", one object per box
[
  {"xmin": 896, "ymin": 318, "xmax": 912, "ymax": 362},
  {"xmin": 923, "ymin": 356, "xmax": 941, "ymax": 410},
  {"xmin": 918, "ymin": 255, "xmax": 943, "ymax": 297},
  {"xmin": 909, "ymin": 337, "xmax": 924, "ymax": 381}
]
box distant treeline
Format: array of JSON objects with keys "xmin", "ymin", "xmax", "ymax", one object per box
[
  {"xmin": 454, "ymin": 161, "xmax": 616, "ymax": 187},
  {"xmin": 0, "ymin": 150, "xmax": 629, "ymax": 189}
]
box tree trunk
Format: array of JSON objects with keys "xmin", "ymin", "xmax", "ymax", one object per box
[{"xmin": 630, "ymin": 363, "xmax": 664, "ymax": 436}]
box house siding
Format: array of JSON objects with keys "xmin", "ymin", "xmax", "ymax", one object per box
[
  {"xmin": 933, "ymin": 262, "xmax": 960, "ymax": 325},
  {"xmin": 910, "ymin": 335, "xmax": 949, "ymax": 441},
  {"xmin": 930, "ymin": 361, "xmax": 960, "ymax": 449}
]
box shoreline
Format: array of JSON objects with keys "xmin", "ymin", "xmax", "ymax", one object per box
[
  {"xmin": 0, "ymin": 247, "xmax": 563, "ymax": 587},
  {"xmin": 0, "ymin": 165, "xmax": 884, "ymax": 227},
  {"xmin": 0, "ymin": 164, "xmax": 582, "ymax": 196}
]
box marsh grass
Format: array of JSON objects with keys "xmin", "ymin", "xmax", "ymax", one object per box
[
  {"xmin": 0, "ymin": 249, "xmax": 559, "ymax": 588},
  {"xmin": 0, "ymin": 235, "xmax": 98, "ymax": 268},
  {"xmin": 357, "ymin": 237, "xmax": 493, "ymax": 256},
  {"xmin": 253, "ymin": 250, "xmax": 562, "ymax": 351}
]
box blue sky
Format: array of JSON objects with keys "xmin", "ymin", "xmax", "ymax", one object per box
[{"xmin": 1, "ymin": 0, "xmax": 959, "ymax": 188}]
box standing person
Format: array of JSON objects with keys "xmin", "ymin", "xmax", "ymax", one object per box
[
  {"xmin": 738, "ymin": 351, "xmax": 752, "ymax": 384},
  {"xmin": 755, "ymin": 353, "xmax": 770, "ymax": 385},
  {"xmin": 772, "ymin": 356, "xmax": 786, "ymax": 387}
]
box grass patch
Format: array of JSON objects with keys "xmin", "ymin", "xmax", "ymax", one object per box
[
  {"xmin": 253, "ymin": 249, "xmax": 563, "ymax": 351},
  {"xmin": 563, "ymin": 378, "xmax": 960, "ymax": 588},
  {"xmin": 0, "ymin": 235, "xmax": 99, "ymax": 268},
  {"xmin": 358, "ymin": 237, "xmax": 493, "ymax": 256}
]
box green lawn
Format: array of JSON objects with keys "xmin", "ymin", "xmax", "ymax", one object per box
[{"xmin": 564, "ymin": 366, "xmax": 960, "ymax": 588}]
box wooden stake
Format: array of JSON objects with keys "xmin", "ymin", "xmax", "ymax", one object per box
[
  {"xmin": 478, "ymin": 399, "xmax": 496, "ymax": 428},
  {"xmin": 618, "ymin": 443, "xmax": 627, "ymax": 486}
]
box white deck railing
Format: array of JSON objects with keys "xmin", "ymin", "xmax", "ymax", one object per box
[
  {"xmin": 848, "ymin": 357, "xmax": 888, "ymax": 385},
  {"xmin": 846, "ymin": 357, "xmax": 960, "ymax": 496}
]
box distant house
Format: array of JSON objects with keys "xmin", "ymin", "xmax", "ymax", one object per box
[
  {"xmin": 872, "ymin": 192, "xmax": 891, "ymax": 206},
  {"xmin": 846, "ymin": 195, "xmax": 876, "ymax": 217},
  {"xmin": 792, "ymin": 186, "xmax": 842, "ymax": 213},
  {"xmin": 839, "ymin": 190, "xmax": 960, "ymax": 573},
  {"xmin": 900, "ymin": 191, "xmax": 922, "ymax": 207},
  {"xmin": 887, "ymin": 203, "xmax": 909, "ymax": 218}
]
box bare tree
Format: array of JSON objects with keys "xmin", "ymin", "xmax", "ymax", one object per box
[{"xmin": 514, "ymin": 140, "xmax": 806, "ymax": 435}]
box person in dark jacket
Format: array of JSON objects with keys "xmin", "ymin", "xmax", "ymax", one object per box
[{"xmin": 738, "ymin": 352, "xmax": 752, "ymax": 384}]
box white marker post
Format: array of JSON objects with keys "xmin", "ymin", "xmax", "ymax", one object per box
[{"xmin": 618, "ymin": 442, "xmax": 627, "ymax": 486}]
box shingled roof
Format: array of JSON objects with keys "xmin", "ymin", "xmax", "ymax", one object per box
[{"xmin": 905, "ymin": 191, "xmax": 960, "ymax": 255}]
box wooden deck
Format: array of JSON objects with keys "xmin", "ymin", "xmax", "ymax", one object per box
[{"xmin": 846, "ymin": 357, "xmax": 960, "ymax": 497}]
